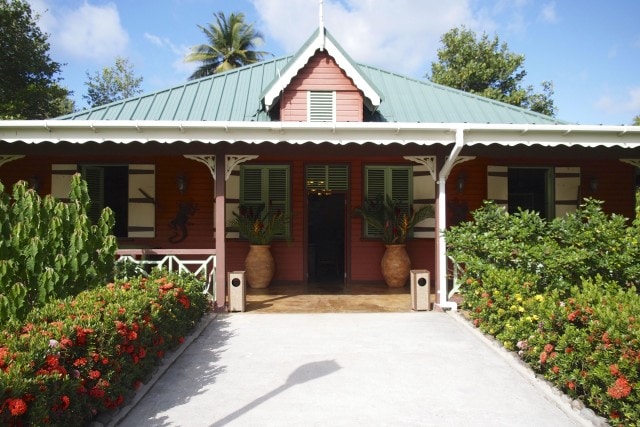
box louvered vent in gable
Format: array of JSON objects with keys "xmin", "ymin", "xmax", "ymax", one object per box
[{"xmin": 308, "ymin": 91, "xmax": 335, "ymax": 122}]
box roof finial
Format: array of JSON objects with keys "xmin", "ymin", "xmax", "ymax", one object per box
[{"xmin": 319, "ymin": 0, "xmax": 325, "ymax": 50}]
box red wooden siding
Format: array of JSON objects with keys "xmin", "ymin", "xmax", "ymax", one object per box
[
  {"xmin": 0, "ymin": 151, "xmax": 635, "ymax": 286},
  {"xmin": 280, "ymin": 50, "xmax": 364, "ymax": 122},
  {"xmin": 0, "ymin": 155, "xmax": 215, "ymax": 250},
  {"xmin": 449, "ymin": 157, "xmax": 637, "ymax": 221}
]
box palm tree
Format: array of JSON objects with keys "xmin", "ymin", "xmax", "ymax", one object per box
[{"xmin": 185, "ymin": 12, "xmax": 268, "ymax": 79}]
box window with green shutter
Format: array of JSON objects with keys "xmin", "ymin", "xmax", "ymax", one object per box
[
  {"xmin": 240, "ymin": 165, "xmax": 291, "ymax": 238},
  {"xmin": 363, "ymin": 165, "xmax": 412, "ymax": 238}
]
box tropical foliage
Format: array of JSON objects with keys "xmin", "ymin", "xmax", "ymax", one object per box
[
  {"xmin": 355, "ymin": 195, "xmax": 434, "ymax": 244},
  {"xmin": 185, "ymin": 11, "xmax": 268, "ymax": 79},
  {"xmin": 0, "ymin": 270, "xmax": 209, "ymax": 426},
  {"xmin": 0, "ymin": 176, "xmax": 117, "ymax": 322},
  {"xmin": 445, "ymin": 200, "xmax": 640, "ymax": 425},
  {"xmin": 429, "ymin": 26, "xmax": 556, "ymax": 116},
  {"xmin": 83, "ymin": 57, "xmax": 143, "ymax": 107},
  {"xmin": 0, "ymin": 0, "xmax": 73, "ymax": 118},
  {"xmin": 230, "ymin": 203, "xmax": 289, "ymax": 245}
]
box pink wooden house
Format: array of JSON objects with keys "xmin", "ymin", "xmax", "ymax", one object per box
[{"xmin": 1, "ymin": 25, "xmax": 640, "ymax": 311}]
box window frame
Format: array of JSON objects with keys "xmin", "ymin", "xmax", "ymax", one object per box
[
  {"xmin": 362, "ymin": 165, "xmax": 413, "ymax": 239},
  {"xmin": 240, "ymin": 164, "xmax": 291, "ymax": 239}
]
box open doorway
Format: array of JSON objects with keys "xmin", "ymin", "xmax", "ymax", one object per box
[
  {"xmin": 508, "ymin": 168, "xmax": 551, "ymax": 219},
  {"xmin": 307, "ymin": 192, "xmax": 345, "ymax": 285}
]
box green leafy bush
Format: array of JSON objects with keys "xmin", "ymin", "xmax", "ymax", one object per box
[
  {"xmin": 446, "ymin": 199, "xmax": 640, "ymax": 292},
  {"xmin": 0, "ymin": 269, "xmax": 209, "ymax": 426},
  {"xmin": 0, "ymin": 176, "xmax": 117, "ymax": 322},
  {"xmin": 446, "ymin": 200, "xmax": 640, "ymax": 425}
]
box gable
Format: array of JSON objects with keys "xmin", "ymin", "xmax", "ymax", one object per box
[
  {"xmin": 280, "ymin": 51, "xmax": 364, "ymax": 122},
  {"xmin": 260, "ymin": 28, "xmax": 382, "ymax": 114}
]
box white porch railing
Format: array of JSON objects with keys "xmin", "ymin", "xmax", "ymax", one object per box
[{"xmin": 115, "ymin": 249, "xmax": 216, "ymax": 295}]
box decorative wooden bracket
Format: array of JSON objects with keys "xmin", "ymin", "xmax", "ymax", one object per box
[
  {"xmin": 404, "ymin": 156, "xmax": 437, "ymax": 180},
  {"xmin": 0, "ymin": 155, "xmax": 25, "ymax": 168},
  {"xmin": 225, "ymin": 155, "xmax": 258, "ymax": 181},
  {"xmin": 184, "ymin": 155, "xmax": 216, "ymax": 180},
  {"xmin": 447, "ymin": 156, "xmax": 476, "ymax": 169},
  {"xmin": 620, "ymin": 158, "xmax": 640, "ymax": 168}
]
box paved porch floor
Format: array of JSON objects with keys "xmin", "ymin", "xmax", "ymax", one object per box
[
  {"xmin": 244, "ymin": 282, "xmax": 424, "ymax": 313},
  {"xmin": 115, "ymin": 312, "xmax": 591, "ymax": 427}
]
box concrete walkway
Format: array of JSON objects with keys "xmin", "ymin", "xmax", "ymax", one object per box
[{"xmin": 111, "ymin": 312, "xmax": 597, "ymax": 427}]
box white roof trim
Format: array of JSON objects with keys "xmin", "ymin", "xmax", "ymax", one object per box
[
  {"xmin": 1, "ymin": 120, "xmax": 640, "ymax": 149},
  {"xmin": 262, "ymin": 29, "xmax": 382, "ymax": 111}
]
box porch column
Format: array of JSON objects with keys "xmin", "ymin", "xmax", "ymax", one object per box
[
  {"xmin": 214, "ymin": 154, "xmax": 226, "ymax": 309},
  {"xmin": 435, "ymin": 127, "xmax": 466, "ymax": 311}
]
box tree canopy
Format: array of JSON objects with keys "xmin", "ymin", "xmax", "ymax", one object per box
[
  {"xmin": 0, "ymin": 0, "xmax": 73, "ymax": 119},
  {"xmin": 633, "ymin": 115, "xmax": 640, "ymax": 126},
  {"xmin": 428, "ymin": 26, "xmax": 556, "ymax": 117},
  {"xmin": 83, "ymin": 57, "xmax": 143, "ymax": 108},
  {"xmin": 185, "ymin": 11, "xmax": 268, "ymax": 79}
]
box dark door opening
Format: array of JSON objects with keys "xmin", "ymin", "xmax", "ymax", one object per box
[
  {"xmin": 508, "ymin": 168, "xmax": 550, "ymax": 219},
  {"xmin": 307, "ymin": 193, "xmax": 345, "ymax": 283}
]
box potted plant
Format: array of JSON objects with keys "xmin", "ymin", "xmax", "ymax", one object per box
[
  {"xmin": 355, "ymin": 195, "xmax": 434, "ymax": 287},
  {"xmin": 230, "ymin": 203, "xmax": 290, "ymax": 288}
]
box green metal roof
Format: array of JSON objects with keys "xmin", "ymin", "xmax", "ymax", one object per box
[{"xmin": 61, "ymin": 43, "xmax": 567, "ymax": 125}]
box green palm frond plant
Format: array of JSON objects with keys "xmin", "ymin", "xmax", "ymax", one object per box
[
  {"xmin": 355, "ymin": 195, "xmax": 434, "ymax": 244},
  {"xmin": 230, "ymin": 203, "xmax": 289, "ymax": 245}
]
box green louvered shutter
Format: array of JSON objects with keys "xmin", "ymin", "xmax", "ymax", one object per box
[
  {"xmin": 241, "ymin": 165, "xmax": 290, "ymax": 238},
  {"xmin": 364, "ymin": 166, "xmax": 412, "ymax": 238},
  {"xmin": 267, "ymin": 167, "xmax": 288, "ymax": 217}
]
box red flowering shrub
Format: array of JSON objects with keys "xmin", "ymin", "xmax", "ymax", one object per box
[
  {"xmin": 0, "ymin": 269, "xmax": 209, "ymax": 426},
  {"xmin": 447, "ymin": 201, "xmax": 640, "ymax": 425}
]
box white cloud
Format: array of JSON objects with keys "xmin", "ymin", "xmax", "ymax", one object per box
[
  {"xmin": 32, "ymin": 1, "xmax": 129, "ymax": 62},
  {"xmin": 27, "ymin": 0, "xmax": 57, "ymax": 34},
  {"xmin": 60, "ymin": 3, "xmax": 128, "ymax": 61},
  {"xmin": 144, "ymin": 32, "xmax": 195, "ymax": 77},
  {"xmin": 250, "ymin": 0, "xmax": 482, "ymax": 77},
  {"xmin": 539, "ymin": 2, "xmax": 558, "ymax": 24},
  {"xmin": 595, "ymin": 86, "xmax": 640, "ymax": 119}
]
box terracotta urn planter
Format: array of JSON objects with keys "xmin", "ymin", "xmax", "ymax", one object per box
[
  {"xmin": 380, "ymin": 244, "xmax": 411, "ymax": 287},
  {"xmin": 245, "ymin": 244, "xmax": 275, "ymax": 288}
]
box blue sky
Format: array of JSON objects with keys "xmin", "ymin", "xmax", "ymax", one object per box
[{"xmin": 28, "ymin": 0, "xmax": 640, "ymax": 125}]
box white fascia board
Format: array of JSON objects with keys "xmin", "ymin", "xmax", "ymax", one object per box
[
  {"xmin": 322, "ymin": 36, "xmax": 381, "ymax": 107},
  {"xmin": 262, "ymin": 32, "xmax": 381, "ymax": 111},
  {"xmin": 1, "ymin": 121, "xmax": 640, "ymax": 148}
]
